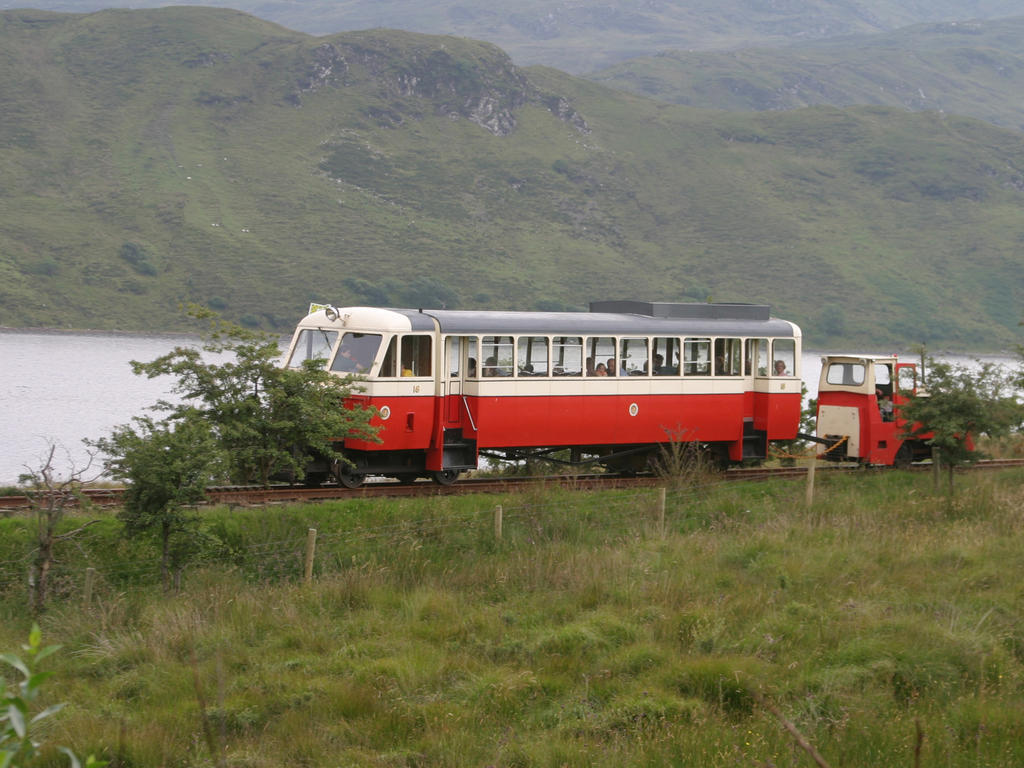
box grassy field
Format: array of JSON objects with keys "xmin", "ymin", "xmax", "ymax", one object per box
[{"xmin": 3, "ymin": 469, "xmax": 1024, "ymax": 766}]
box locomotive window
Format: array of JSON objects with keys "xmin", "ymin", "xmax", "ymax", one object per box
[
  {"xmin": 714, "ymin": 338, "xmax": 742, "ymax": 376},
  {"xmin": 482, "ymin": 336, "xmax": 513, "ymax": 377},
  {"xmin": 619, "ymin": 337, "xmax": 649, "ymax": 376},
  {"xmin": 330, "ymin": 332, "xmax": 381, "ymax": 374},
  {"xmin": 517, "ymin": 336, "xmax": 549, "ymax": 376},
  {"xmin": 772, "ymin": 339, "xmax": 796, "ymax": 377},
  {"xmin": 587, "ymin": 336, "xmax": 616, "ymax": 376},
  {"xmin": 898, "ymin": 366, "xmax": 916, "ymax": 394},
  {"xmin": 874, "ymin": 363, "xmax": 893, "ymax": 395},
  {"xmin": 400, "ymin": 335, "xmax": 432, "ymax": 377},
  {"xmin": 652, "ymin": 337, "xmax": 680, "ymax": 375},
  {"xmin": 287, "ymin": 329, "xmax": 338, "ymax": 368},
  {"xmin": 826, "ymin": 362, "xmax": 865, "ymax": 386},
  {"xmin": 552, "ymin": 336, "xmax": 583, "ymax": 376},
  {"xmin": 683, "ymin": 338, "xmax": 711, "ymax": 376}
]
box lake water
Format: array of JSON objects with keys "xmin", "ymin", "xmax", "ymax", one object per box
[
  {"xmin": 0, "ymin": 330, "xmax": 205, "ymax": 485},
  {"xmin": 0, "ymin": 330, "xmax": 1015, "ymax": 484}
]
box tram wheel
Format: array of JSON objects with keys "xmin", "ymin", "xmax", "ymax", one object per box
[
  {"xmin": 333, "ymin": 462, "xmax": 365, "ymax": 489},
  {"xmin": 431, "ymin": 469, "xmax": 460, "ymax": 486}
]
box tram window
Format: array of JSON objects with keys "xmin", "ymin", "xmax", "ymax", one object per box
[
  {"xmin": 552, "ymin": 336, "xmax": 583, "ymax": 376},
  {"xmin": 772, "ymin": 339, "xmax": 796, "ymax": 377},
  {"xmin": 464, "ymin": 337, "xmax": 479, "ymax": 378},
  {"xmin": 331, "ymin": 332, "xmax": 381, "ymax": 374},
  {"xmin": 714, "ymin": 338, "xmax": 742, "ymax": 376},
  {"xmin": 482, "ymin": 335, "xmax": 513, "ymax": 377},
  {"xmin": 683, "ymin": 338, "xmax": 711, "ymax": 376},
  {"xmin": 287, "ymin": 329, "xmax": 338, "ymax": 368},
  {"xmin": 744, "ymin": 339, "xmax": 762, "ymax": 376},
  {"xmin": 447, "ymin": 337, "xmax": 461, "ymax": 378},
  {"xmin": 400, "ymin": 335, "xmax": 432, "ymax": 377},
  {"xmin": 652, "ymin": 337, "xmax": 680, "ymax": 375},
  {"xmin": 380, "ymin": 336, "xmax": 397, "ymax": 377},
  {"xmin": 620, "ymin": 337, "xmax": 649, "ymax": 376},
  {"xmin": 587, "ymin": 336, "xmax": 616, "ymax": 376},
  {"xmin": 753, "ymin": 339, "xmax": 770, "ymax": 376},
  {"xmin": 517, "ymin": 336, "xmax": 549, "ymax": 376},
  {"xmin": 826, "ymin": 362, "xmax": 865, "ymax": 387}
]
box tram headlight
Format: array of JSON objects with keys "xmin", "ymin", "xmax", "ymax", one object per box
[{"xmin": 324, "ymin": 306, "xmax": 339, "ymax": 322}]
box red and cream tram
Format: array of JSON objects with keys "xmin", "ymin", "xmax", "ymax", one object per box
[{"xmin": 283, "ymin": 301, "xmax": 803, "ymax": 486}]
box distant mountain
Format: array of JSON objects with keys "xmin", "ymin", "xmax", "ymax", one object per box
[
  {"xmin": 7, "ymin": 0, "xmax": 1024, "ymax": 72},
  {"xmin": 590, "ymin": 17, "xmax": 1024, "ymax": 131},
  {"xmin": 2, "ymin": 8, "xmax": 1023, "ymax": 350}
]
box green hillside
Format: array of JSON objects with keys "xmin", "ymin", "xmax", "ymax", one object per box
[
  {"xmin": 590, "ymin": 16, "xmax": 1024, "ymax": 132},
  {"xmin": 9, "ymin": 0, "xmax": 1024, "ymax": 72},
  {"xmin": 2, "ymin": 8, "xmax": 1023, "ymax": 349}
]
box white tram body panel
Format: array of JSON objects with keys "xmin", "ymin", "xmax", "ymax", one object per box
[{"xmin": 283, "ymin": 301, "xmax": 803, "ymax": 482}]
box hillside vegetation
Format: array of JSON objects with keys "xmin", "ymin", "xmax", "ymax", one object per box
[
  {"xmin": 9, "ymin": 0, "xmax": 1024, "ymax": 72},
  {"xmin": 592, "ymin": 16, "xmax": 1024, "ymax": 132},
  {"xmin": 3, "ymin": 472, "xmax": 1024, "ymax": 765},
  {"xmin": 2, "ymin": 9, "xmax": 1024, "ymax": 349}
]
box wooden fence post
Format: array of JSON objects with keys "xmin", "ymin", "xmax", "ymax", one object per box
[
  {"xmin": 657, "ymin": 487, "xmax": 666, "ymax": 538},
  {"xmin": 494, "ymin": 505, "xmax": 503, "ymax": 542},
  {"xmin": 805, "ymin": 457, "xmax": 816, "ymax": 508},
  {"xmin": 304, "ymin": 528, "xmax": 317, "ymax": 584},
  {"xmin": 83, "ymin": 566, "xmax": 96, "ymax": 606}
]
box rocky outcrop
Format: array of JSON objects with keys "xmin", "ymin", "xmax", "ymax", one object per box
[{"xmin": 291, "ymin": 32, "xmax": 588, "ymax": 137}]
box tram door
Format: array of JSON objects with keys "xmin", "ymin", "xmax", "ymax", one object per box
[{"xmin": 444, "ymin": 336, "xmax": 463, "ymax": 424}]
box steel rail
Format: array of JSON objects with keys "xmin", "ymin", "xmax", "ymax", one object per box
[{"xmin": 2, "ymin": 459, "xmax": 1022, "ymax": 510}]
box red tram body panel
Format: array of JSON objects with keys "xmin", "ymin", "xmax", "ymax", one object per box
[{"xmin": 284, "ymin": 301, "xmax": 803, "ymax": 485}]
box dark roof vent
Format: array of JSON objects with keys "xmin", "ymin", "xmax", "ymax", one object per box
[{"xmin": 589, "ymin": 301, "xmax": 771, "ymax": 322}]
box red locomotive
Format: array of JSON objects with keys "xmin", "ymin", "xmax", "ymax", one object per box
[
  {"xmin": 284, "ymin": 301, "xmax": 803, "ymax": 486},
  {"xmin": 813, "ymin": 354, "xmax": 933, "ymax": 467}
]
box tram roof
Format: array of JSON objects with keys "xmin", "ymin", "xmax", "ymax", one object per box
[{"xmin": 408, "ymin": 304, "xmax": 798, "ymax": 337}]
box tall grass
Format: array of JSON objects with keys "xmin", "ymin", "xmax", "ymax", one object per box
[{"xmin": 3, "ymin": 470, "xmax": 1024, "ymax": 766}]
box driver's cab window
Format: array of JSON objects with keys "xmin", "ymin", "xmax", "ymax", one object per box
[
  {"xmin": 287, "ymin": 329, "xmax": 338, "ymax": 368},
  {"xmin": 826, "ymin": 362, "xmax": 865, "ymax": 387},
  {"xmin": 330, "ymin": 332, "xmax": 381, "ymax": 374}
]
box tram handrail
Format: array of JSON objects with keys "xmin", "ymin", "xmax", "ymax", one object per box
[{"xmin": 461, "ymin": 394, "xmax": 478, "ymax": 432}]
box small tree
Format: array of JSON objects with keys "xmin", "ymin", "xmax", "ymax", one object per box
[
  {"xmin": 130, "ymin": 306, "xmax": 378, "ymax": 486},
  {"xmin": 1, "ymin": 624, "xmax": 106, "ymax": 767},
  {"xmin": 900, "ymin": 358, "xmax": 1020, "ymax": 492},
  {"xmin": 18, "ymin": 445, "xmax": 103, "ymax": 614},
  {"xmin": 91, "ymin": 411, "xmax": 220, "ymax": 592}
]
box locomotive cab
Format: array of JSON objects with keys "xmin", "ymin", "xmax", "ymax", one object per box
[{"xmin": 815, "ymin": 354, "xmax": 928, "ymax": 467}]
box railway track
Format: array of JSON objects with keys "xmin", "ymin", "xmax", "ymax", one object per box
[{"xmin": 2, "ymin": 459, "xmax": 1022, "ymax": 511}]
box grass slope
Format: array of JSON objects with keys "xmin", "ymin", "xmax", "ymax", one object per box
[
  {"xmin": 9, "ymin": 0, "xmax": 1024, "ymax": 71},
  {"xmin": 3, "ymin": 472, "xmax": 1024, "ymax": 765},
  {"xmin": 2, "ymin": 9, "xmax": 1024, "ymax": 349},
  {"xmin": 591, "ymin": 16, "xmax": 1024, "ymax": 132}
]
